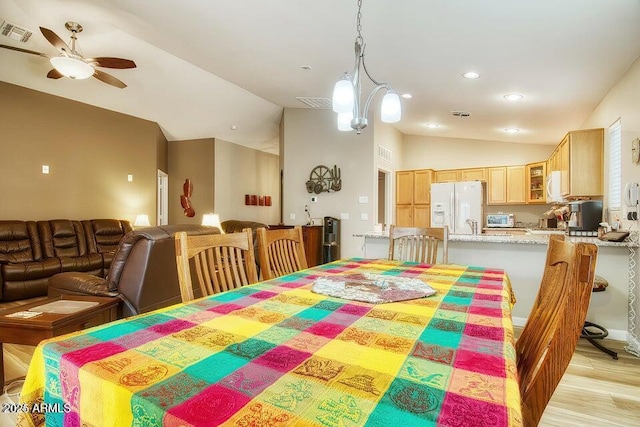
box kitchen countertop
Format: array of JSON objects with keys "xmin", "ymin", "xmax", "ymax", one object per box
[{"xmin": 354, "ymin": 230, "xmax": 639, "ymax": 247}]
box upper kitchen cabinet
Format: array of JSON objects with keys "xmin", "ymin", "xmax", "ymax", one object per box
[
  {"xmin": 487, "ymin": 167, "xmax": 507, "ymax": 204},
  {"xmin": 506, "ymin": 166, "xmax": 526, "ymax": 204},
  {"xmin": 559, "ymin": 128, "xmax": 604, "ymax": 198},
  {"xmin": 526, "ymin": 162, "xmax": 546, "ymax": 204},
  {"xmin": 396, "ymin": 171, "xmax": 414, "ymax": 205},
  {"xmin": 459, "ymin": 168, "xmax": 487, "ymax": 182},
  {"xmin": 435, "ymin": 168, "xmax": 486, "ymax": 183},
  {"xmin": 435, "ymin": 169, "xmax": 458, "ymax": 183},
  {"xmin": 487, "ymin": 166, "xmax": 526, "ymax": 205},
  {"xmin": 414, "ymin": 169, "xmax": 434, "ymax": 204}
]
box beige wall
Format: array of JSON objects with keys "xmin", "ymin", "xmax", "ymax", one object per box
[
  {"xmin": 214, "ymin": 139, "xmax": 280, "ymax": 225},
  {"xmin": 282, "ymin": 108, "xmax": 376, "ymax": 258},
  {"xmin": 402, "ymin": 135, "xmax": 555, "ymax": 170},
  {"xmin": 581, "ymin": 55, "xmax": 640, "ymax": 228},
  {"xmin": 168, "ymin": 138, "xmax": 215, "ymax": 225},
  {"xmin": 374, "ymin": 118, "xmax": 404, "ymax": 225},
  {"xmin": 0, "ymin": 82, "xmax": 163, "ymax": 223}
]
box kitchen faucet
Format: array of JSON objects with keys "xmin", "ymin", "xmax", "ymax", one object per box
[{"xmin": 466, "ymin": 218, "xmax": 478, "ymax": 234}]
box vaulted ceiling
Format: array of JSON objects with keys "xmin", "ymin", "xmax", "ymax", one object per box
[{"xmin": 1, "ymin": 0, "xmax": 639, "ymax": 155}]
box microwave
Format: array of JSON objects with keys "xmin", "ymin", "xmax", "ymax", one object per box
[{"xmin": 486, "ymin": 213, "xmax": 514, "ymax": 228}]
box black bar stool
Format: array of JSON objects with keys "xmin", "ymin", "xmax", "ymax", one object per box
[{"xmin": 581, "ymin": 275, "xmax": 618, "ymax": 359}]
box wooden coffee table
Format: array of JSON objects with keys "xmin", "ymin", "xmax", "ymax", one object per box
[{"xmin": 0, "ymin": 295, "xmax": 120, "ymax": 390}]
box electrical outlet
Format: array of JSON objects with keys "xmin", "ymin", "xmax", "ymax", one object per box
[
  {"xmin": 358, "ymin": 196, "xmax": 368, "ymax": 204},
  {"xmin": 340, "ymin": 213, "xmax": 349, "ymax": 220},
  {"xmin": 311, "ymin": 196, "xmax": 318, "ymax": 202},
  {"xmin": 360, "ymin": 213, "xmax": 368, "ymax": 220},
  {"xmin": 289, "ymin": 213, "xmax": 296, "ymax": 220}
]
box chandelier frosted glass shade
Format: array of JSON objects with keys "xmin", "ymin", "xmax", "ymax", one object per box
[
  {"xmin": 337, "ymin": 111, "xmax": 354, "ymax": 132},
  {"xmin": 380, "ymin": 92, "xmax": 401, "ymax": 123},
  {"xmin": 332, "ymin": 75, "xmax": 355, "ymax": 113},
  {"xmin": 50, "ymin": 56, "xmax": 94, "ymax": 79}
]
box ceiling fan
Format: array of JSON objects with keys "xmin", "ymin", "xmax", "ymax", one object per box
[{"xmin": 0, "ymin": 21, "xmax": 136, "ymax": 88}]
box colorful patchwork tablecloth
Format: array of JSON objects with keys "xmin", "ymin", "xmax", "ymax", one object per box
[{"xmin": 17, "ymin": 258, "xmax": 522, "ymax": 426}]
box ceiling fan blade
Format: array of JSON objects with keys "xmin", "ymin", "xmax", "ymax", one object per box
[
  {"xmin": 87, "ymin": 57, "xmax": 136, "ymax": 69},
  {"xmin": 93, "ymin": 69, "xmax": 127, "ymax": 89},
  {"xmin": 46, "ymin": 69, "xmax": 64, "ymax": 79},
  {"xmin": 39, "ymin": 27, "xmax": 70, "ymax": 52},
  {"xmin": 0, "ymin": 44, "xmax": 49, "ymax": 57}
]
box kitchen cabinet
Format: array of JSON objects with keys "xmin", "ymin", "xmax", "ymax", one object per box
[
  {"xmin": 413, "ymin": 170, "xmax": 433, "ymax": 204},
  {"xmin": 435, "ymin": 168, "xmax": 486, "ymax": 183},
  {"xmin": 488, "ymin": 166, "xmax": 525, "ymax": 205},
  {"xmin": 396, "ymin": 171, "xmax": 414, "ymax": 205},
  {"xmin": 506, "ymin": 165, "xmax": 526, "ymax": 204},
  {"xmin": 395, "ymin": 169, "xmax": 434, "ymax": 227},
  {"xmin": 487, "ymin": 167, "xmax": 507, "ymax": 204},
  {"xmin": 560, "ymin": 128, "xmax": 604, "ymax": 197},
  {"xmin": 526, "ymin": 162, "xmax": 546, "ymax": 204},
  {"xmin": 435, "ymin": 170, "xmax": 458, "ymax": 183}
]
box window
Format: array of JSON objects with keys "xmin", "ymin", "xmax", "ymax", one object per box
[{"xmin": 608, "ymin": 119, "xmax": 622, "ymax": 210}]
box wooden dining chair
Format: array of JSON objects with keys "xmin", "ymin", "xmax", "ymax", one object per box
[
  {"xmin": 256, "ymin": 226, "xmax": 308, "ymax": 280},
  {"xmin": 516, "ymin": 236, "xmax": 598, "ymax": 426},
  {"xmin": 174, "ymin": 228, "xmax": 258, "ymax": 303},
  {"xmin": 387, "ymin": 225, "xmax": 449, "ymax": 264}
]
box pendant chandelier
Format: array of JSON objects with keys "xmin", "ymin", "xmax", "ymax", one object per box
[{"xmin": 332, "ymin": 0, "xmax": 401, "ymax": 134}]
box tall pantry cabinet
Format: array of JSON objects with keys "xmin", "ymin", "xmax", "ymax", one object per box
[{"xmin": 395, "ymin": 170, "xmax": 433, "ymax": 227}]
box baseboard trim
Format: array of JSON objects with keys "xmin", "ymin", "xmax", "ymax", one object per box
[{"xmin": 512, "ymin": 316, "xmax": 627, "ymax": 342}]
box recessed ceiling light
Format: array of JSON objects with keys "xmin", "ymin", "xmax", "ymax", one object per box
[
  {"xmin": 300, "ymin": 65, "xmax": 312, "ymax": 70},
  {"xmin": 401, "ymin": 93, "xmax": 412, "ymax": 99},
  {"xmin": 230, "ymin": 125, "xmax": 239, "ymax": 130},
  {"xmin": 504, "ymin": 93, "xmax": 524, "ymax": 101},
  {"xmin": 426, "ymin": 123, "xmax": 440, "ymax": 129},
  {"xmin": 504, "ymin": 128, "xmax": 520, "ymax": 133},
  {"xmin": 462, "ymin": 71, "xmax": 480, "ymax": 79}
]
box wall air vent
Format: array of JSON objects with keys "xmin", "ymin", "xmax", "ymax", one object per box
[
  {"xmin": 378, "ymin": 145, "xmax": 392, "ymax": 162},
  {"xmin": 296, "ymin": 97, "xmax": 333, "ymax": 109},
  {"xmin": 0, "ymin": 21, "xmax": 32, "ymax": 42},
  {"xmin": 451, "ymin": 111, "xmax": 471, "ymax": 117}
]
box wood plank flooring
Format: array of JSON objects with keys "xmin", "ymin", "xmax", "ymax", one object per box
[{"xmin": 1, "ymin": 299, "xmax": 639, "ymax": 426}]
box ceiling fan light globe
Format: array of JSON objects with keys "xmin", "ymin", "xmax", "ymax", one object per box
[
  {"xmin": 381, "ymin": 91, "xmax": 401, "ymax": 123},
  {"xmin": 50, "ymin": 56, "xmax": 94, "ymax": 79},
  {"xmin": 332, "ymin": 76, "xmax": 354, "ymax": 113}
]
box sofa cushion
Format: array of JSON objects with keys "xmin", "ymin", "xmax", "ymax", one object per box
[
  {"xmin": 38, "ymin": 220, "xmax": 103, "ymax": 274},
  {"xmin": 0, "ymin": 221, "xmax": 41, "ymax": 263},
  {"xmin": 83, "ymin": 220, "xmax": 133, "ymax": 269}
]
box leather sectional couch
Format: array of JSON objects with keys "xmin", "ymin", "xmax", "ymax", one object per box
[
  {"xmin": 0, "ymin": 219, "xmax": 132, "ymax": 302},
  {"xmin": 48, "ymin": 224, "xmax": 219, "ymax": 317}
]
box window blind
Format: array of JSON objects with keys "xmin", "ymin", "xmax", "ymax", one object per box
[{"xmin": 608, "ymin": 119, "xmax": 622, "ymax": 210}]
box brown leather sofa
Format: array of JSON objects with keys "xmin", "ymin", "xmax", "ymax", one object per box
[
  {"xmin": 48, "ymin": 224, "xmax": 219, "ymax": 317},
  {"xmin": 0, "ymin": 219, "xmax": 132, "ymax": 302}
]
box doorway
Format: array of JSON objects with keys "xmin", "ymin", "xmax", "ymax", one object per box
[
  {"xmin": 377, "ymin": 168, "xmax": 391, "ymax": 226},
  {"xmin": 157, "ymin": 170, "xmax": 168, "ymax": 225}
]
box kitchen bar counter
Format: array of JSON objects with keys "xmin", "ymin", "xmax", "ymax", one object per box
[
  {"xmin": 355, "ymin": 230, "xmax": 640, "ymax": 356},
  {"xmin": 354, "ymin": 230, "xmax": 638, "ymax": 248}
]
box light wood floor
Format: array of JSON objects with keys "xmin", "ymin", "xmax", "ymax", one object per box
[{"xmin": 1, "ymin": 299, "xmax": 639, "ymax": 426}]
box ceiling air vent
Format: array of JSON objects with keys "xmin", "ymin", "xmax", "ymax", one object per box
[
  {"xmin": 0, "ymin": 20, "xmax": 32, "ymax": 42},
  {"xmin": 296, "ymin": 97, "xmax": 332, "ymax": 109},
  {"xmin": 451, "ymin": 111, "xmax": 471, "ymax": 117}
]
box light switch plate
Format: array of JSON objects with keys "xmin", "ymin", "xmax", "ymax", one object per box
[
  {"xmin": 289, "ymin": 213, "xmax": 296, "ymax": 220},
  {"xmin": 360, "ymin": 213, "xmax": 368, "ymax": 220},
  {"xmin": 311, "ymin": 196, "xmax": 318, "ymax": 202},
  {"xmin": 42, "ymin": 165, "xmax": 49, "ymax": 174},
  {"xmin": 340, "ymin": 213, "xmax": 349, "ymax": 220},
  {"xmin": 358, "ymin": 196, "xmax": 368, "ymax": 204}
]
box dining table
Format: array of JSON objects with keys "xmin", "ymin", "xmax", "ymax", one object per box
[{"xmin": 17, "ymin": 258, "xmax": 522, "ymax": 426}]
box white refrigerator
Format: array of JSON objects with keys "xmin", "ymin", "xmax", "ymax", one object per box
[{"xmin": 430, "ymin": 181, "xmax": 484, "ymax": 234}]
